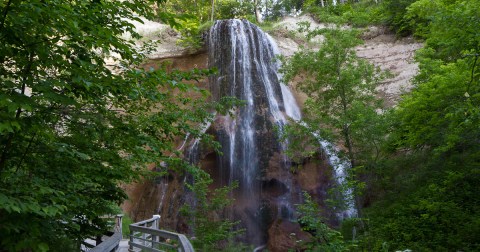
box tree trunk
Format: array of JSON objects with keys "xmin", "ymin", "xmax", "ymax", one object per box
[
  {"xmin": 210, "ymin": 0, "xmax": 215, "ymax": 22},
  {"xmin": 0, "ymin": 51, "xmax": 33, "ymax": 173},
  {"xmin": 254, "ymin": 0, "xmax": 263, "ymax": 23}
]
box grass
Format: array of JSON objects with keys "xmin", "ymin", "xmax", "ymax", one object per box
[{"xmin": 122, "ymin": 213, "xmax": 134, "ymax": 238}]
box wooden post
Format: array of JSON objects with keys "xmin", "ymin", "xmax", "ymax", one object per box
[
  {"xmin": 128, "ymin": 224, "xmax": 134, "ymax": 252},
  {"xmin": 95, "ymin": 235, "xmax": 102, "ymax": 246},
  {"xmin": 116, "ymin": 214, "xmax": 123, "ymax": 234},
  {"xmin": 153, "ymin": 215, "xmax": 161, "ymax": 229},
  {"xmin": 152, "ymin": 215, "xmax": 160, "ymax": 248}
]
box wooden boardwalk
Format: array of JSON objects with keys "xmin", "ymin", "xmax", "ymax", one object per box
[
  {"xmin": 117, "ymin": 240, "xmax": 129, "ymax": 252},
  {"xmin": 85, "ymin": 215, "xmax": 194, "ymax": 252}
]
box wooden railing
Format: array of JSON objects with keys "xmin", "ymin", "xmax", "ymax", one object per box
[
  {"xmin": 81, "ymin": 214, "xmax": 123, "ymax": 252},
  {"xmin": 129, "ymin": 215, "xmax": 194, "ymax": 252}
]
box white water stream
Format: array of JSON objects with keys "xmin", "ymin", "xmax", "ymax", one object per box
[
  {"xmin": 205, "ymin": 19, "xmax": 356, "ymax": 245},
  {"xmin": 268, "ymin": 29, "xmax": 357, "ymax": 218}
]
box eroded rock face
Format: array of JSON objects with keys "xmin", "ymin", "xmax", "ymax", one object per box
[
  {"xmin": 125, "ymin": 169, "xmax": 190, "ymax": 233},
  {"xmin": 267, "ymin": 219, "xmax": 313, "ymax": 252},
  {"xmin": 122, "ymin": 51, "xmax": 209, "ymax": 230},
  {"xmin": 271, "ymin": 15, "xmax": 422, "ymax": 108}
]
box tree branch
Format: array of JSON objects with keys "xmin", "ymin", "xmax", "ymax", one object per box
[
  {"xmin": 467, "ymin": 54, "xmax": 478, "ymax": 93},
  {"xmin": 0, "ymin": 50, "xmax": 34, "ymax": 172},
  {"xmin": 15, "ymin": 131, "xmax": 37, "ymax": 172},
  {"xmin": 0, "ymin": 0, "xmax": 12, "ymax": 33}
]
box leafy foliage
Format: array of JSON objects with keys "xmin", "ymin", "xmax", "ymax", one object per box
[
  {"xmin": 281, "ymin": 24, "xmax": 387, "ymax": 250},
  {"xmin": 357, "ymin": 0, "xmax": 480, "ymax": 251},
  {"xmin": 406, "ymin": 0, "xmax": 480, "ymax": 60},
  {"xmin": 0, "ymin": 0, "xmax": 225, "ymax": 250},
  {"xmin": 281, "ymin": 26, "xmax": 385, "ymax": 168},
  {"xmin": 181, "ymin": 170, "xmax": 243, "ymax": 251},
  {"xmin": 305, "ymin": 1, "xmax": 385, "ymax": 27},
  {"xmin": 162, "ymin": 0, "xmax": 256, "ymax": 50},
  {"xmin": 216, "ymin": 0, "xmax": 256, "ymax": 20},
  {"xmin": 361, "ymin": 151, "xmax": 480, "ymax": 251},
  {"xmin": 297, "ymin": 192, "xmax": 356, "ymax": 251},
  {"xmin": 382, "ymin": 0, "xmax": 418, "ymax": 35}
]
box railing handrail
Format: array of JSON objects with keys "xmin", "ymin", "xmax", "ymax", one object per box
[
  {"xmin": 84, "ymin": 214, "xmax": 123, "ymax": 252},
  {"xmin": 89, "ymin": 232, "xmax": 122, "ymax": 252},
  {"xmin": 129, "ymin": 215, "xmax": 194, "ymax": 252},
  {"xmin": 130, "ymin": 215, "xmax": 160, "ymax": 227}
]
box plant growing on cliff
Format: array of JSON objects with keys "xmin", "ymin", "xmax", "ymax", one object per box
[
  {"xmin": 297, "ymin": 192, "xmax": 356, "ymax": 251},
  {"xmin": 180, "ymin": 170, "xmax": 243, "ymax": 251},
  {"xmin": 0, "ymin": 0, "xmax": 227, "ymax": 250},
  {"xmin": 281, "ymin": 25, "xmax": 386, "ymax": 179}
]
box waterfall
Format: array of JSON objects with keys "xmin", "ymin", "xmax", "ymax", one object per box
[
  {"xmin": 267, "ymin": 27, "xmax": 357, "ymax": 219},
  {"xmin": 315, "ymin": 133, "xmax": 358, "ymax": 219},
  {"xmin": 267, "ymin": 26, "xmax": 356, "ymax": 219},
  {"xmin": 208, "ymin": 19, "xmax": 299, "ymax": 245},
  {"xmin": 267, "ymin": 34, "xmax": 301, "ymax": 121},
  {"xmin": 205, "ymin": 19, "xmax": 356, "ymax": 246},
  {"xmin": 208, "ymin": 19, "xmax": 290, "ymax": 189}
]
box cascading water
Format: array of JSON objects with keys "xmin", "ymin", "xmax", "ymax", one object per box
[
  {"xmin": 208, "ymin": 19, "xmax": 299, "ymax": 245},
  {"xmin": 204, "ymin": 19, "xmax": 356, "ymax": 247},
  {"xmin": 269, "ymin": 23, "xmax": 356, "ymax": 220}
]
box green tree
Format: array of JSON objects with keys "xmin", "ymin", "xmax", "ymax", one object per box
[
  {"xmin": 281, "ymin": 26, "xmax": 387, "ymax": 246},
  {"xmin": 282, "ymin": 26, "xmax": 385, "ymax": 169},
  {"xmin": 303, "ymin": 0, "xmax": 385, "ymax": 27},
  {"xmin": 181, "ymin": 170, "xmax": 243, "ymax": 251},
  {"xmin": 0, "ymin": 1, "xmax": 225, "ymax": 250},
  {"xmin": 163, "ymin": 0, "xmax": 257, "ymax": 50},
  {"xmin": 406, "ymin": 0, "xmax": 480, "ymax": 61},
  {"xmin": 382, "ymin": 0, "xmax": 418, "ymax": 35},
  {"xmin": 358, "ymin": 0, "xmax": 480, "ymax": 250},
  {"xmin": 296, "ymin": 192, "xmax": 355, "ymax": 251},
  {"xmin": 362, "ymin": 56, "xmax": 480, "ymax": 250},
  {"xmin": 396, "ymin": 0, "xmax": 480, "ymax": 153}
]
